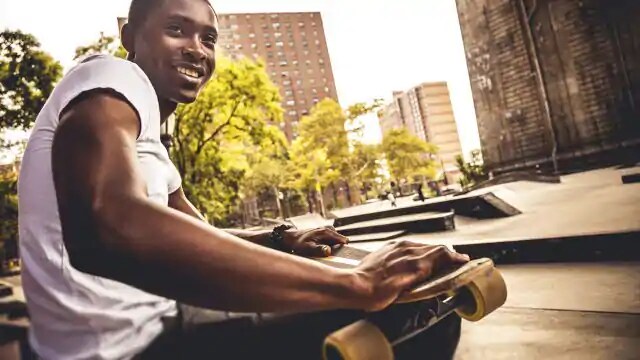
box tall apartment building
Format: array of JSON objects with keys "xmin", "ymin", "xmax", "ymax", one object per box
[
  {"xmin": 216, "ymin": 12, "xmax": 340, "ymax": 141},
  {"xmin": 378, "ymin": 82, "xmax": 463, "ymax": 179},
  {"xmin": 456, "ymin": 0, "xmax": 640, "ymax": 174}
]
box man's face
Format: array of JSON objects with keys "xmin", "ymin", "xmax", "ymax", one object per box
[{"xmin": 131, "ymin": 0, "xmax": 217, "ymax": 104}]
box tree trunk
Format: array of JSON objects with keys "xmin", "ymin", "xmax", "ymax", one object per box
[{"xmin": 273, "ymin": 186, "xmax": 283, "ymax": 219}]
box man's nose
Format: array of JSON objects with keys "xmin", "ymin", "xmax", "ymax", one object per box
[{"xmin": 182, "ymin": 38, "xmax": 206, "ymax": 60}]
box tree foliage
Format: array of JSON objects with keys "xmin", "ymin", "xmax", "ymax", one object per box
[
  {"xmin": 0, "ymin": 30, "xmax": 63, "ymax": 129},
  {"xmin": 381, "ymin": 128, "xmax": 437, "ymax": 182},
  {"xmin": 0, "ymin": 167, "xmax": 18, "ymax": 263},
  {"xmin": 74, "ymin": 32, "xmax": 128, "ymax": 60},
  {"xmin": 291, "ymin": 98, "xmax": 385, "ymax": 207},
  {"xmin": 170, "ymin": 57, "xmax": 286, "ymax": 225},
  {"xmin": 455, "ymin": 149, "xmax": 488, "ymax": 188}
]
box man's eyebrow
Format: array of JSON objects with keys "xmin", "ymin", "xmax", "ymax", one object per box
[{"xmin": 166, "ymin": 14, "xmax": 218, "ymax": 34}]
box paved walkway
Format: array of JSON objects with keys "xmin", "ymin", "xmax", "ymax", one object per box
[{"xmin": 456, "ymin": 262, "xmax": 640, "ymax": 359}]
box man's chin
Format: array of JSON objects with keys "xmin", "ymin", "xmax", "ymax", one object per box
[{"xmin": 172, "ymin": 90, "xmax": 199, "ymax": 104}]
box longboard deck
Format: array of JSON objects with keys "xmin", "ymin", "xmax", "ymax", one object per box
[{"xmin": 314, "ymin": 246, "xmax": 497, "ymax": 303}]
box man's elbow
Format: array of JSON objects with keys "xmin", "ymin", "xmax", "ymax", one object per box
[{"xmin": 66, "ymin": 195, "xmax": 140, "ymax": 276}]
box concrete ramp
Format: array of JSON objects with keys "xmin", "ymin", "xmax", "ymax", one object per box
[
  {"xmin": 332, "ymin": 191, "xmax": 520, "ymax": 227},
  {"xmin": 336, "ymin": 212, "xmax": 455, "ymax": 237}
]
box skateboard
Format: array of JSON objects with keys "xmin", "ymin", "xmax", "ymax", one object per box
[{"xmin": 315, "ymin": 246, "xmax": 507, "ymax": 360}]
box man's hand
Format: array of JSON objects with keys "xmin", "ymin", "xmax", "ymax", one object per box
[
  {"xmin": 282, "ymin": 226, "xmax": 349, "ymax": 257},
  {"xmin": 351, "ymin": 241, "xmax": 470, "ymax": 312}
]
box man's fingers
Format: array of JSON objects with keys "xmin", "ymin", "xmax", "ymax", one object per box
[
  {"xmin": 296, "ymin": 242, "xmax": 332, "ymax": 257},
  {"xmin": 310, "ymin": 227, "xmax": 349, "ymax": 245}
]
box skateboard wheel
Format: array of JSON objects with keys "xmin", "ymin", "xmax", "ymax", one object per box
[
  {"xmin": 323, "ymin": 320, "xmax": 394, "ymax": 360},
  {"xmin": 455, "ymin": 267, "xmax": 507, "ymax": 321}
]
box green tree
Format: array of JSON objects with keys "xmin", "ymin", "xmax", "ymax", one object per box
[
  {"xmin": 455, "ymin": 149, "xmax": 487, "ymax": 188},
  {"xmin": 0, "ymin": 30, "xmax": 63, "ymax": 129},
  {"xmin": 74, "ymin": 32, "xmax": 128, "ymax": 60},
  {"xmin": 0, "ymin": 167, "xmax": 19, "ymax": 264},
  {"xmin": 293, "ymin": 99, "xmax": 384, "ymax": 207},
  {"xmin": 287, "ymin": 140, "xmax": 335, "ymax": 216},
  {"xmin": 350, "ymin": 142, "xmax": 383, "ymax": 200},
  {"xmin": 381, "ymin": 128, "xmax": 437, "ymax": 185},
  {"xmin": 170, "ymin": 57, "xmax": 286, "ymax": 225}
]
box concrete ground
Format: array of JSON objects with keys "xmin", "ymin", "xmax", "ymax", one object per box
[{"xmin": 456, "ymin": 262, "xmax": 640, "ymax": 360}]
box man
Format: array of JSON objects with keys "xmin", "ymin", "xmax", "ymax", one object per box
[{"xmin": 18, "ymin": 0, "xmax": 468, "ymax": 358}]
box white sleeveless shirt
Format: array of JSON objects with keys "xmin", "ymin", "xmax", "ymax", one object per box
[{"xmin": 18, "ymin": 55, "xmax": 180, "ymax": 360}]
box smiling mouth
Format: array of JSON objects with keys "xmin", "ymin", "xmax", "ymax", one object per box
[{"xmin": 176, "ymin": 66, "xmax": 203, "ymax": 80}]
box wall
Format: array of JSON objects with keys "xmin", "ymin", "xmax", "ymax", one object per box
[{"xmin": 456, "ymin": 0, "xmax": 640, "ymax": 173}]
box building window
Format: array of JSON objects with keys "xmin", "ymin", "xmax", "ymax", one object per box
[
  {"xmin": 310, "ymin": 78, "xmax": 315, "ymax": 84},
  {"xmin": 312, "ymin": 88, "xmax": 318, "ymax": 94},
  {"xmin": 249, "ymin": 33, "xmax": 255, "ymax": 38},
  {"xmin": 271, "ymin": 14, "xmax": 279, "ymax": 18},
  {"xmin": 279, "ymin": 61, "xmax": 288, "ymax": 67},
  {"xmin": 245, "ymin": 15, "xmax": 251, "ymax": 19},
  {"xmin": 314, "ymin": 31, "xmax": 318, "ymax": 36},
  {"xmin": 313, "ymin": 98, "xmax": 319, "ymax": 104},
  {"xmin": 276, "ymin": 41, "xmax": 284, "ymax": 47},
  {"xmin": 230, "ymin": 15, "xmax": 237, "ymax": 20},
  {"xmin": 283, "ymin": 80, "xmax": 291, "ymax": 85},
  {"xmin": 310, "ymin": 13, "xmax": 315, "ymax": 18},
  {"xmin": 296, "ymin": 79, "xmax": 303, "ymax": 86},
  {"xmin": 275, "ymin": 32, "xmax": 282, "ymax": 38},
  {"xmin": 230, "ymin": 24, "xmax": 238, "ymax": 30},
  {"xmin": 251, "ymin": 43, "xmax": 257, "ymax": 49},
  {"xmin": 288, "ymin": 110, "xmax": 297, "ymax": 116},
  {"xmin": 315, "ymin": 39, "xmax": 320, "ymax": 45},
  {"xmin": 324, "ymin": 86, "xmax": 330, "ymax": 92},
  {"xmin": 294, "ymin": 70, "xmax": 300, "ymax": 76},
  {"xmin": 298, "ymin": 22, "xmax": 305, "ymax": 27},
  {"xmin": 266, "ymin": 42, "xmax": 272, "ymax": 48},
  {"xmin": 318, "ymin": 58, "xmax": 324, "ymax": 64},
  {"xmin": 307, "ymin": 69, "xmax": 314, "ymax": 75},
  {"xmin": 273, "ymin": 23, "xmax": 280, "ymax": 28},
  {"xmin": 286, "ymin": 100, "xmax": 295, "ymax": 106},
  {"xmin": 305, "ymin": 59, "xmax": 311, "ymax": 66},
  {"xmin": 267, "ymin": 52, "xmax": 273, "ymax": 58},
  {"xmin": 301, "ymin": 31, "xmax": 306, "ymax": 37},
  {"xmin": 292, "ymin": 60, "xmax": 299, "ymax": 66},
  {"xmin": 285, "ymin": 90, "xmax": 293, "ymax": 96}
]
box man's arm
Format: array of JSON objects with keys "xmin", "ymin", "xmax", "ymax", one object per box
[
  {"xmin": 168, "ymin": 188, "xmax": 272, "ymax": 246},
  {"xmin": 52, "ymin": 91, "xmax": 361, "ymax": 313}
]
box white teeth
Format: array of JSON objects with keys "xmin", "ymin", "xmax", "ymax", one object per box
[{"xmin": 177, "ymin": 67, "xmax": 200, "ymax": 79}]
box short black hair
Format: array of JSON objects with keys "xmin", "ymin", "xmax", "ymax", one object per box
[{"xmin": 127, "ymin": 0, "xmax": 217, "ymax": 30}]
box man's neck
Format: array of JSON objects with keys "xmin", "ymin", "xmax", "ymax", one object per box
[{"xmin": 158, "ymin": 97, "xmax": 178, "ymax": 125}]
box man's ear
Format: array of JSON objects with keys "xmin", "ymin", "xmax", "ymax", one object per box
[{"xmin": 121, "ymin": 23, "xmax": 135, "ymax": 60}]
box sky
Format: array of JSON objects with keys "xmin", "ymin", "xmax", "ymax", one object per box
[{"xmin": 0, "ymin": 0, "xmax": 481, "ymax": 159}]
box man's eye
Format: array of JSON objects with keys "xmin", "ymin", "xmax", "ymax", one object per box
[
  {"xmin": 202, "ymin": 35, "xmax": 217, "ymax": 47},
  {"xmin": 167, "ymin": 24, "xmax": 182, "ymax": 34}
]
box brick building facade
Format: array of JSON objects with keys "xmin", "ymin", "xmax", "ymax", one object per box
[
  {"xmin": 216, "ymin": 12, "xmax": 339, "ymax": 141},
  {"xmin": 456, "ymin": 0, "xmax": 640, "ymax": 173}
]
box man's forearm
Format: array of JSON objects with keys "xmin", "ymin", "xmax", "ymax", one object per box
[
  {"xmin": 82, "ymin": 196, "xmax": 366, "ymax": 313},
  {"xmin": 222, "ymin": 228, "xmax": 272, "ymax": 247}
]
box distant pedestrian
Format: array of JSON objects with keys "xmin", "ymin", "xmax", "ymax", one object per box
[
  {"xmin": 387, "ymin": 191, "xmax": 397, "ymax": 207},
  {"xmin": 417, "ymin": 184, "xmax": 426, "ymax": 202}
]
